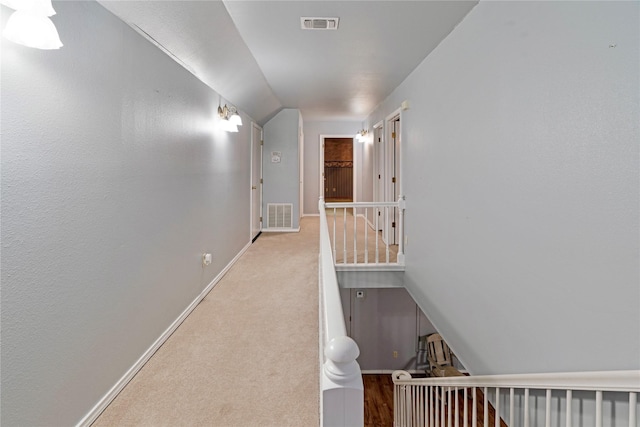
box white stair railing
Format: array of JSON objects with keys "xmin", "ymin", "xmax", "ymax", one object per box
[
  {"xmin": 392, "ymin": 370, "xmax": 640, "ymax": 427},
  {"xmin": 319, "ymin": 198, "xmax": 363, "ymax": 427},
  {"xmin": 322, "ymin": 196, "xmax": 406, "ymax": 267}
]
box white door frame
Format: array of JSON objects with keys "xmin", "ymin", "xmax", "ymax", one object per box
[
  {"xmin": 319, "ymin": 134, "xmax": 359, "ymax": 203},
  {"xmin": 385, "ymin": 108, "xmax": 402, "ymax": 245},
  {"xmin": 250, "ymin": 122, "xmax": 263, "ymax": 241}
]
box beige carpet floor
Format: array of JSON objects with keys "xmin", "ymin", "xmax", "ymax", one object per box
[{"xmin": 94, "ymin": 217, "xmax": 320, "ymax": 427}]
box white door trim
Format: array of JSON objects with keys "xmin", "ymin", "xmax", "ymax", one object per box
[{"xmin": 250, "ymin": 122, "xmax": 263, "ymax": 241}]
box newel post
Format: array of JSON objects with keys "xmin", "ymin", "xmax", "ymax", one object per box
[{"xmin": 322, "ymin": 336, "xmax": 363, "ymax": 427}]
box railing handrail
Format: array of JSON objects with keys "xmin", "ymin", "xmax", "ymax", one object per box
[
  {"xmin": 392, "ymin": 369, "xmax": 640, "ymax": 392},
  {"xmin": 325, "ymin": 201, "xmax": 400, "ymax": 208},
  {"xmin": 319, "ymin": 197, "xmax": 363, "ymax": 427},
  {"xmin": 319, "ymin": 199, "xmax": 348, "ymax": 341}
]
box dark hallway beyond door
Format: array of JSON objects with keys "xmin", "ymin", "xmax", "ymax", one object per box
[{"xmin": 324, "ymin": 137, "xmax": 353, "ymax": 201}]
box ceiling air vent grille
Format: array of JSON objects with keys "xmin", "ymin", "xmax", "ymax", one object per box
[{"xmin": 301, "ymin": 17, "xmax": 339, "ymax": 30}]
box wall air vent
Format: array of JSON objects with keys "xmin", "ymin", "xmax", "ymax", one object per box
[
  {"xmin": 300, "ymin": 17, "xmax": 339, "ymax": 30},
  {"xmin": 267, "ymin": 203, "xmax": 293, "ymax": 229}
]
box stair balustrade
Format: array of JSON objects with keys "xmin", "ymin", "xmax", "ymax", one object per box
[{"xmin": 392, "ymin": 370, "xmax": 639, "ymax": 427}]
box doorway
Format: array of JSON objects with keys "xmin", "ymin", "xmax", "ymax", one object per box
[
  {"xmin": 323, "ymin": 137, "xmax": 354, "ymax": 202},
  {"xmin": 384, "ymin": 112, "xmax": 401, "ymax": 245},
  {"xmin": 250, "ymin": 123, "xmax": 263, "ymax": 242}
]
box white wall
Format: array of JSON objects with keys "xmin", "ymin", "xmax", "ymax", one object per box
[
  {"xmin": 1, "ymin": 2, "xmax": 254, "ymax": 425},
  {"xmin": 263, "ymin": 108, "xmax": 301, "ymax": 229},
  {"xmin": 366, "ymin": 1, "xmax": 639, "ymax": 374},
  {"xmin": 302, "ymin": 120, "xmax": 361, "ymax": 215}
]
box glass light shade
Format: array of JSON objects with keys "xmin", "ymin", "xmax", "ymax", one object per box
[
  {"xmin": 220, "ymin": 119, "xmax": 238, "ymax": 133},
  {"xmin": 3, "ymin": 10, "xmax": 62, "ymax": 49},
  {"xmin": 229, "ymin": 113, "xmax": 242, "ymax": 127}
]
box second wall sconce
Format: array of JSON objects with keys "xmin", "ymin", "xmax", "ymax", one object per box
[{"xmin": 218, "ymin": 103, "xmax": 242, "ymax": 133}]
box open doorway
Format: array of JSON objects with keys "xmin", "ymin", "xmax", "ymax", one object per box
[{"xmin": 323, "ymin": 137, "xmax": 354, "ymax": 202}]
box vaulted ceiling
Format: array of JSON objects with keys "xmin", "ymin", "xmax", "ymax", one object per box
[{"xmin": 98, "ymin": 1, "xmax": 478, "ymax": 124}]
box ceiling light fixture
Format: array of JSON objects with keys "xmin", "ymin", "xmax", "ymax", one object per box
[
  {"xmin": 218, "ymin": 103, "xmax": 242, "ymax": 133},
  {"xmin": 2, "ymin": 0, "xmax": 63, "ymax": 49}
]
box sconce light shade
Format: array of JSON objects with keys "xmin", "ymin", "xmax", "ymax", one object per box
[
  {"xmin": 229, "ymin": 112, "xmax": 242, "ymax": 127},
  {"xmin": 2, "ymin": 0, "xmax": 62, "ymax": 49},
  {"xmin": 220, "ymin": 118, "xmax": 238, "ymax": 133}
]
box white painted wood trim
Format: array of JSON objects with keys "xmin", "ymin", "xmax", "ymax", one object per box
[
  {"xmin": 261, "ymin": 227, "xmax": 301, "ymax": 233},
  {"xmin": 392, "ymin": 370, "xmax": 640, "ymax": 392},
  {"xmin": 76, "ymin": 241, "xmax": 253, "ymax": 427}
]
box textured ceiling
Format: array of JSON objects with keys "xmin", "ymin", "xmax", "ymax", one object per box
[{"xmin": 99, "ymin": 1, "xmax": 478, "ymax": 124}]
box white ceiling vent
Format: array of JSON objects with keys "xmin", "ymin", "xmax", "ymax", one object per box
[{"xmin": 301, "ymin": 17, "xmax": 339, "ymax": 30}]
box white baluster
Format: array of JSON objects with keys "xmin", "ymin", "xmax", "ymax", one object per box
[
  {"xmin": 448, "ymin": 387, "xmax": 453, "ymax": 427},
  {"xmin": 484, "ymin": 387, "xmax": 488, "ymax": 427},
  {"xmin": 524, "ymin": 388, "xmax": 529, "ymax": 427},
  {"xmin": 455, "ymin": 387, "xmax": 460, "ymax": 427},
  {"xmin": 509, "ymin": 388, "xmax": 514, "ymax": 427},
  {"xmin": 342, "ymin": 207, "xmax": 347, "ymax": 264},
  {"xmin": 364, "ymin": 208, "xmax": 369, "ymax": 263},
  {"xmin": 545, "ymin": 389, "xmax": 551, "ymax": 427},
  {"xmin": 472, "ymin": 387, "xmax": 477, "ymax": 427},
  {"xmin": 566, "ymin": 389, "xmax": 572, "ymax": 427},
  {"xmin": 464, "ymin": 387, "xmax": 468, "ymax": 427},
  {"xmin": 332, "ymin": 207, "xmax": 336, "ymax": 262},
  {"xmin": 353, "ymin": 207, "xmax": 357, "ymax": 264},
  {"xmin": 596, "ymin": 391, "xmax": 602, "ymax": 427},
  {"xmin": 375, "ymin": 207, "xmax": 380, "ymax": 264},
  {"xmin": 495, "ymin": 388, "xmax": 500, "ymax": 427},
  {"xmin": 629, "ymin": 392, "xmax": 636, "ymax": 427}
]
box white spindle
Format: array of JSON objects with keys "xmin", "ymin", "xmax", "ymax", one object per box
[
  {"xmin": 342, "ymin": 208, "xmax": 347, "ymax": 264},
  {"xmin": 385, "ymin": 206, "xmax": 390, "ymax": 263},
  {"xmin": 484, "ymin": 387, "xmax": 488, "ymax": 427},
  {"xmin": 455, "ymin": 387, "xmax": 460, "ymax": 427},
  {"xmin": 448, "ymin": 387, "xmax": 453, "ymax": 427},
  {"xmin": 472, "ymin": 387, "xmax": 477, "ymax": 427},
  {"xmin": 509, "ymin": 388, "xmax": 514, "ymax": 427},
  {"xmin": 352, "ymin": 208, "xmax": 357, "ymax": 264},
  {"xmin": 595, "ymin": 390, "xmax": 602, "ymax": 427},
  {"xmin": 566, "ymin": 389, "xmax": 572, "ymax": 427},
  {"xmin": 332, "ymin": 208, "xmax": 336, "ymax": 261},
  {"xmin": 375, "ymin": 207, "xmax": 379, "ymax": 264},
  {"xmin": 545, "ymin": 389, "xmax": 551, "ymax": 427},
  {"xmin": 629, "ymin": 392, "xmax": 636, "ymax": 427},
  {"xmin": 464, "ymin": 387, "xmax": 468, "ymax": 427},
  {"xmin": 441, "ymin": 386, "xmax": 446, "ymax": 427},
  {"xmin": 364, "ymin": 208, "xmax": 369, "ymax": 263},
  {"xmin": 495, "ymin": 387, "xmax": 500, "ymax": 427},
  {"xmin": 524, "ymin": 388, "xmax": 529, "ymax": 427},
  {"xmin": 436, "ymin": 386, "xmax": 440, "ymax": 427},
  {"xmin": 431, "ymin": 386, "xmax": 435, "ymax": 427}
]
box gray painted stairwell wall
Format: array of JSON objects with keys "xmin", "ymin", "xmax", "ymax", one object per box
[{"xmin": 366, "ymin": 1, "xmax": 639, "ymax": 374}]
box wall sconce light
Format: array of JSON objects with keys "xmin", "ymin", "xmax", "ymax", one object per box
[
  {"xmin": 2, "ymin": 0, "xmax": 63, "ymax": 49},
  {"xmin": 355, "ymin": 129, "xmax": 369, "ymax": 142},
  {"xmin": 218, "ymin": 103, "xmax": 242, "ymax": 132}
]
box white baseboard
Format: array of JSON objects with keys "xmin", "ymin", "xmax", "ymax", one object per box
[
  {"xmin": 76, "ymin": 241, "xmax": 252, "ymax": 427},
  {"xmin": 261, "ymin": 227, "xmax": 301, "ymax": 233},
  {"xmin": 302, "ymin": 213, "xmax": 320, "ymax": 217}
]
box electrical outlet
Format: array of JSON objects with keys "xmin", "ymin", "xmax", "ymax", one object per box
[
  {"xmin": 202, "ymin": 253, "xmax": 212, "ymax": 266},
  {"xmin": 393, "ymin": 351, "xmax": 398, "ymax": 359}
]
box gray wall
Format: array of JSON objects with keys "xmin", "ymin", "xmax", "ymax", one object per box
[
  {"xmin": 366, "ymin": 1, "xmax": 639, "ymax": 374},
  {"xmin": 340, "ymin": 287, "xmax": 437, "ymax": 371},
  {"xmin": 302, "ymin": 120, "xmax": 361, "ymax": 215},
  {"xmin": 263, "ymin": 109, "xmax": 301, "ymax": 229},
  {"xmin": 1, "ymin": 2, "xmax": 253, "ymax": 425}
]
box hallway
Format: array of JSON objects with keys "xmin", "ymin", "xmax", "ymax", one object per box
[{"xmin": 94, "ymin": 218, "xmax": 320, "ymax": 426}]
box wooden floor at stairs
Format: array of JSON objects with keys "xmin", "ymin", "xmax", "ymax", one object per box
[{"xmin": 364, "ymin": 374, "xmax": 394, "ymax": 427}]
